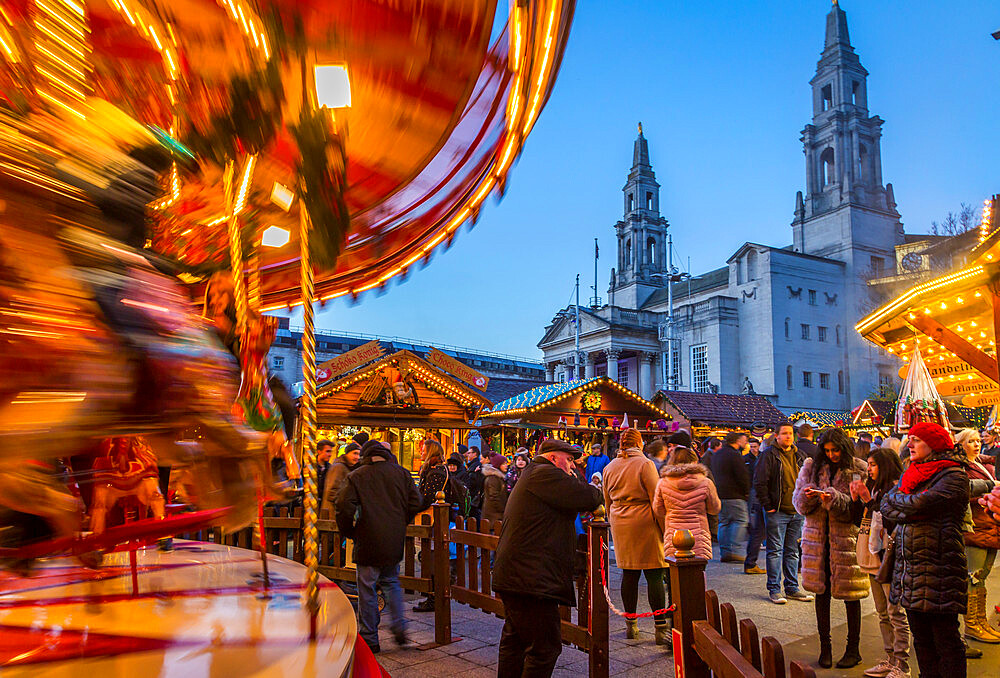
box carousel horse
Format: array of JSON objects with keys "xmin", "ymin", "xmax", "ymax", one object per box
[
  {"xmin": 0, "ymin": 103, "xmax": 271, "ymax": 560},
  {"xmin": 89, "ymin": 437, "xmax": 166, "ymax": 536}
]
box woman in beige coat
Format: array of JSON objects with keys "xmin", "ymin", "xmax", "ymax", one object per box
[
  {"xmin": 654, "ymin": 446, "xmax": 721, "ymax": 562},
  {"xmin": 603, "ymin": 429, "xmax": 668, "ymax": 643}
]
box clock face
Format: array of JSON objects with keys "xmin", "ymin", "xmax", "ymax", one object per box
[{"xmin": 901, "ymin": 252, "xmax": 923, "ymax": 272}]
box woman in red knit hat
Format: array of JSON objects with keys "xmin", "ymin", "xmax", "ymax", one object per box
[{"xmin": 880, "ymin": 422, "xmax": 969, "ymax": 678}]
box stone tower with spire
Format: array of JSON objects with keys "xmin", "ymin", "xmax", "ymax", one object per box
[
  {"xmin": 611, "ymin": 123, "xmax": 669, "ymax": 309},
  {"xmin": 792, "ymin": 1, "xmax": 903, "ymax": 404}
]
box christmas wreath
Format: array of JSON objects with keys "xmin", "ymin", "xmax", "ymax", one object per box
[{"xmin": 581, "ymin": 390, "xmax": 602, "ymax": 411}]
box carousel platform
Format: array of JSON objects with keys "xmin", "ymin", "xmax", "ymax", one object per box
[{"xmin": 0, "ymin": 540, "xmax": 375, "ymax": 677}]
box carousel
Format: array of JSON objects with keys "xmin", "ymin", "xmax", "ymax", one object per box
[
  {"xmin": 856, "ymin": 195, "xmax": 1000, "ymax": 428},
  {"xmin": 0, "ymin": 0, "xmax": 574, "ymax": 674}
]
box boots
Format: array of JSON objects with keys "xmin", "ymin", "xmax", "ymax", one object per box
[
  {"xmin": 654, "ymin": 620, "xmax": 671, "ymax": 648},
  {"xmin": 964, "ymin": 638, "xmax": 982, "ymax": 659},
  {"xmin": 965, "ymin": 589, "xmax": 1000, "ymax": 643},
  {"xmin": 625, "ymin": 619, "xmax": 639, "ymax": 640},
  {"xmin": 976, "ymin": 587, "xmax": 1000, "ymax": 641},
  {"xmin": 836, "ymin": 643, "xmax": 862, "ymax": 669},
  {"xmin": 818, "ymin": 639, "xmax": 832, "ymax": 668}
]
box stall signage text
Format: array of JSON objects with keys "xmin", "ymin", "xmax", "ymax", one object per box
[
  {"xmin": 428, "ymin": 348, "xmax": 489, "ymax": 389},
  {"xmin": 318, "ymin": 340, "xmax": 385, "ymax": 382}
]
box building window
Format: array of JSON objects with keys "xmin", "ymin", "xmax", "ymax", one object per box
[
  {"xmin": 836, "ymin": 325, "xmax": 842, "ymax": 346},
  {"xmin": 746, "ymin": 250, "xmax": 758, "ymax": 281},
  {"xmin": 646, "ymin": 191, "xmax": 653, "ymax": 210},
  {"xmin": 272, "ymin": 356, "xmax": 284, "ymax": 369},
  {"xmin": 821, "ymin": 148, "xmax": 836, "ymax": 187},
  {"xmin": 870, "ymin": 256, "xmax": 885, "ymax": 277},
  {"xmin": 851, "ymin": 80, "xmax": 860, "ymax": 106},
  {"xmin": 820, "ymin": 373, "xmax": 830, "ymax": 390},
  {"xmin": 595, "ymin": 362, "xmax": 607, "ymax": 378},
  {"xmin": 858, "ymin": 144, "xmax": 869, "ymax": 182},
  {"xmin": 627, "ymin": 193, "xmax": 634, "ymax": 212},
  {"xmin": 801, "ymin": 324, "xmax": 810, "ymax": 340},
  {"xmin": 822, "ymin": 84, "xmax": 833, "ymax": 111},
  {"xmin": 625, "ymin": 239, "xmax": 631, "ymax": 268},
  {"xmin": 818, "ymin": 326, "xmax": 827, "ymax": 342},
  {"xmin": 647, "ymin": 237, "xmax": 656, "ymax": 266},
  {"xmin": 808, "ymin": 289, "xmax": 817, "ymax": 305},
  {"xmin": 691, "ymin": 345, "xmax": 709, "ymax": 393},
  {"xmin": 668, "ymin": 345, "xmax": 681, "ymax": 385},
  {"xmin": 618, "ymin": 361, "xmax": 629, "ymax": 388},
  {"xmin": 879, "ymin": 373, "xmax": 893, "ymax": 398},
  {"xmin": 784, "ymin": 318, "xmax": 790, "ymax": 340},
  {"xmin": 802, "ymin": 371, "xmax": 812, "ymax": 388},
  {"xmin": 786, "ymin": 365, "xmax": 793, "ymax": 390},
  {"xmin": 838, "ymin": 370, "xmax": 845, "ymax": 394}
]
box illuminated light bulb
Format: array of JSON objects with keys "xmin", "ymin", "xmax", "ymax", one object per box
[
  {"xmin": 976, "ymin": 291, "xmax": 983, "ymax": 297},
  {"xmin": 971, "ymin": 321, "xmax": 978, "ymax": 327},
  {"xmin": 315, "ymin": 64, "xmax": 352, "ymax": 108},
  {"xmin": 262, "ymin": 225, "xmax": 290, "ymax": 248},
  {"xmin": 940, "ymin": 302, "xmax": 947, "ymax": 310},
  {"xmin": 923, "ymin": 308, "xmax": 931, "ymax": 314}
]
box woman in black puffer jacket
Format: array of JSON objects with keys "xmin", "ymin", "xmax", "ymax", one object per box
[{"xmin": 880, "ymin": 422, "xmax": 969, "ymax": 678}]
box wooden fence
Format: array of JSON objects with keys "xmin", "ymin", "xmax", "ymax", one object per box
[
  {"xmin": 179, "ymin": 504, "xmax": 818, "ymax": 678},
  {"xmin": 669, "ymin": 549, "xmax": 817, "ymax": 678}
]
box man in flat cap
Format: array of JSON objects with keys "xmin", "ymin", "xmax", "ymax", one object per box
[{"xmin": 492, "ymin": 438, "xmax": 602, "ymax": 678}]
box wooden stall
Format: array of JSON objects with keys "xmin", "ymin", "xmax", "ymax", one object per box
[
  {"xmin": 316, "ymin": 350, "xmax": 492, "ymax": 472},
  {"xmin": 652, "ymin": 391, "xmax": 787, "ymax": 438},
  {"xmin": 479, "ymin": 377, "xmax": 672, "ymax": 453}
]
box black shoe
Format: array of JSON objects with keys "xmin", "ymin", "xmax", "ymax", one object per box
[
  {"xmin": 412, "ymin": 597, "xmax": 435, "ymax": 612},
  {"xmin": 965, "ymin": 639, "xmax": 983, "ymax": 659},
  {"xmin": 393, "ymin": 629, "xmax": 410, "ymax": 647},
  {"xmin": 836, "ymin": 648, "xmax": 862, "ymax": 669},
  {"xmin": 818, "ymin": 644, "xmax": 832, "ymax": 668}
]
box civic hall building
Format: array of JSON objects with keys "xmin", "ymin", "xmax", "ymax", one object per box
[{"xmin": 539, "ymin": 3, "xmax": 907, "ymax": 413}]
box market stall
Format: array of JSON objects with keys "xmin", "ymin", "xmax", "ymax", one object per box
[
  {"xmin": 316, "ymin": 349, "xmax": 491, "ymax": 472},
  {"xmin": 478, "ymin": 377, "xmax": 672, "ymax": 453},
  {"xmin": 652, "ymin": 391, "xmax": 787, "ymax": 438},
  {"xmin": 856, "ymin": 195, "xmax": 1000, "ymax": 418}
]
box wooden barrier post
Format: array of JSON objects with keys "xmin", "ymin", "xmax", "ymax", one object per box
[
  {"xmin": 668, "ymin": 529, "xmax": 710, "ymax": 678},
  {"xmin": 587, "ymin": 507, "xmax": 610, "ymax": 678},
  {"xmin": 432, "ymin": 493, "xmax": 453, "ymax": 646}
]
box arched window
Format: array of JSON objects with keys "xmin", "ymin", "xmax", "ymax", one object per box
[
  {"xmin": 858, "ymin": 145, "xmax": 868, "ymax": 183},
  {"xmin": 625, "ymin": 239, "xmax": 631, "ymax": 268},
  {"xmin": 627, "ymin": 193, "xmax": 634, "ymax": 212},
  {"xmin": 746, "ymin": 250, "xmax": 758, "ymax": 281},
  {"xmin": 836, "ymin": 325, "xmax": 842, "ymax": 346},
  {"xmin": 838, "ymin": 370, "xmax": 844, "ymax": 394},
  {"xmin": 647, "ymin": 237, "xmax": 656, "ymax": 266},
  {"xmin": 786, "ymin": 365, "xmax": 793, "ymax": 390},
  {"xmin": 820, "ymin": 148, "xmax": 836, "ymax": 188}
]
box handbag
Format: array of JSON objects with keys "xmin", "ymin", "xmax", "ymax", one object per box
[
  {"xmin": 875, "ymin": 528, "xmax": 897, "ymax": 585},
  {"xmin": 856, "ymin": 512, "xmax": 881, "ymax": 571}
]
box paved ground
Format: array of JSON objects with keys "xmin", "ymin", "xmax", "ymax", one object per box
[{"xmin": 372, "ymin": 545, "xmax": 1000, "ymax": 677}]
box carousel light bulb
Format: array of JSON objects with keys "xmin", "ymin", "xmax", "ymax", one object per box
[
  {"xmin": 315, "ymin": 64, "xmax": 351, "ymax": 109},
  {"xmin": 262, "ymin": 225, "xmax": 291, "ymax": 248},
  {"xmin": 270, "ymin": 182, "xmax": 294, "ymax": 211}
]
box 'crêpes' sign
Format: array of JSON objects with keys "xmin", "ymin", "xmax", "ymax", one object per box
[
  {"xmin": 428, "ymin": 348, "xmax": 489, "ymax": 390},
  {"xmin": 317, "ymin": 340, "xmax": 385, "ymax": 382}
]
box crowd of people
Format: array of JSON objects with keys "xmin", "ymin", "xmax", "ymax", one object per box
[{"xmin": 316, "ymin": 420, "xmax": 1000, "ymax": 678}]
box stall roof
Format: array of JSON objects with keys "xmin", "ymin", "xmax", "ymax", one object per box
[
  {"xmin": 789, "ymin": 411, "xmax": 854, "ymax": 428},
  {"xmin": 483, "ymin": 377, "xmax": 668, "ymax": 420},
  {"xmin": 656, "ymin": 391, "xmax": 787, "ymax": 428}
]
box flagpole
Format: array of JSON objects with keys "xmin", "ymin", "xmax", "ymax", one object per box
[{"xmin": 593, "ymin": 238, "xmax": 599, "ymax": 308}]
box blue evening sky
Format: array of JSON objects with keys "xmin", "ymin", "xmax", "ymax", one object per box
[{"xmin": 290, "ymin": 1, "xmax": 1000, "ymax": 360}]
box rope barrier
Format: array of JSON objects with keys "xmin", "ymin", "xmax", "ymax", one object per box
[{"xmin": 599, "ymin": 536, "xmax": 675, "ymax": 620}]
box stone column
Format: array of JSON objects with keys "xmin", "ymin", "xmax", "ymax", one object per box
[
  {"xmin": 605, "ymin": 349, "xmax": 620, "ymax": 382},
  {"xmin": 639, "ymin": 352, "xmax": 654, "ymax": 400},
  {"xmin": 545, "ymin": 363, "xmax": 555, "ymax": 382},
  {"xmin": 585, "ymin": 354, "xmax": 596, "ymax": 379}
]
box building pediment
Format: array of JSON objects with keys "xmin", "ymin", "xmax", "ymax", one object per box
[{"xmin": 538, "ymin": 308, "xmax": 612, "ymax": 349}]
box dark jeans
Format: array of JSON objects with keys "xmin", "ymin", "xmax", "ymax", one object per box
[
  {"xmin": 906, "ymin": 609, "xmax": 965, "ymax": 678},
  {"xmin": 356, "ymin": 562, "xmax": 405, "ymax": 649},
  {"xmin": 620, "ymin": 568, "xmax": 668, "ymax": 622},
  {"xmin": 764, "ymin": 511, "xmax": 803, "ymax": 595},
  {"xmin": 498, "ymin": 593, "xmax": 563, "ymax": 678},
  {"xmin": 744, "ymin": 502, "xmax": 765, "ymax": 569},
  {"xmin": 718, "ymin": 498, "xmax": 748, "ymax": 559}
]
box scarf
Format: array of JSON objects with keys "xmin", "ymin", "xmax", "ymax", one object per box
[{"xmin": 898, "ymin": 458, "xmax": 959, "ymax": 494}]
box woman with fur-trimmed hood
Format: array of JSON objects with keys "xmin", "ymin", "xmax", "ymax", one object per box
[
  {"xmin": 792, "ymin": 427, "xmax": 869, "ymax": 670},
  {"xmin": 653, "ymin": 446, "xmax": 721, "ymax": 562}
]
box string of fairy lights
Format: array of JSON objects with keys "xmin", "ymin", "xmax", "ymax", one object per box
[{"xmin": 484, "ymin": 376, "xmax": 672, "ymax": 420}]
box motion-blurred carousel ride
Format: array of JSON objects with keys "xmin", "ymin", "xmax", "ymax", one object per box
[{"xmin": 0, "ymin": 0, "xmax": 573, "ymax": 673}]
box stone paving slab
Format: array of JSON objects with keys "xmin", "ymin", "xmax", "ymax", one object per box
[{"xmin": 370, "ymin": 545, "xmax": 1000, "ymax": 676}]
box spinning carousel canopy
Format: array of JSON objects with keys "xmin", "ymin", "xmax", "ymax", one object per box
[{"xmin": 1, "ymin": 0, "xmax": 575, "ymax": 307}]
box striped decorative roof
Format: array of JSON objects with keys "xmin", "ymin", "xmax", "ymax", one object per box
[
  {"xmin": 484, "ymin": 376, "xmax": 668, "ymax": 418},
  {"xmin": 789, "ymin": 411, "xmax": 854, "ymax": 427},
  {"xmin": 486, "ymin": 377, "xmax": 603, "ymax": 414}
]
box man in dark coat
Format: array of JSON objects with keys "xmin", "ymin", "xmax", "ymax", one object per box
[
  {"xmin": 743, "ymin": 437, "xmax": 767, "ymax": 574},
  {"xmin": 710, "ymin": 431, "xmax": 750, "ymax": 563},
  {"xmin": 796, "ymin": 424, "xmax": 817, "ymax": 459},
  {"xmin": 336, "ymin": 440, "xmax": 422, "ymax": 653},
  {"xmin": 492, "ymin": 439, "xmax": 602, "ymax": 678},
  {"xmin": 464, "ymin": 446, "xmax": 485, "ymax": 518}
]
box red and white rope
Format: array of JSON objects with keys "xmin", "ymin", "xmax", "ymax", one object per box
[{"xmin": 599, "ymin": 536, "xmax": 675, "ymax": 620}]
